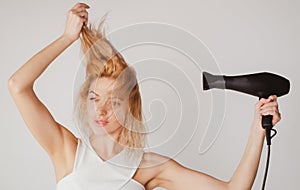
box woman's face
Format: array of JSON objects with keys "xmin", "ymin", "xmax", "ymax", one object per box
[{"xmin": 86, "ymin": 77, "xmax": 127, "ymax": 136}]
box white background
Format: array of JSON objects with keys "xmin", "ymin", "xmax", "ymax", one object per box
[{"xmin": 1, "ymin": 0, "xmax": 299, "ymax": 189}]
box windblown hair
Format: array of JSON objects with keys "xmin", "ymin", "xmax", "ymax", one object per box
[{"xmin": 74, "ymin": 13, "xmax": 145, "ymax": 149}]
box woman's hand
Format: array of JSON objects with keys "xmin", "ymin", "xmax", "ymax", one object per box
[
  {"xmin": 252, "ymin": 95, "xmax": 281, "ymax": 134},
  {"xmin": 62, "ymin": 2, "xmax": 90, "ymax": 42}
]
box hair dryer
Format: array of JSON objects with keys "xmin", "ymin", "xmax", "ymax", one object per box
[
  {"xmin": 202, "ymin": 71, "xmax": 290, "ymax": 190},
  {"xmin": 202, "ymin": 71, "xmax": 290, "ymax": 145}
]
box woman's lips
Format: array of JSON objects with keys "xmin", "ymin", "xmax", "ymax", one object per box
[{"xmin": 95, "ymin": 119, "xmax": 109, "ymax": 127}]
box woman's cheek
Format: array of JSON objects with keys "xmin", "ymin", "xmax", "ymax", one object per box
[
  {"xmin": 113, "ymin": 108, "xmax": 126, "ymax": 125},
  {"xmin": 86, "ymin": 103, "xmax": 96, "ymax": 120}
]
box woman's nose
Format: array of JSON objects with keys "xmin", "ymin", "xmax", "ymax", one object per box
[{"xmin": 95, "ymin": 101, "xmax": 108, "ymax": 115}]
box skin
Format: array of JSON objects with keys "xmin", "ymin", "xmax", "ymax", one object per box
[
  {"xmin": 8, "ymin": 2, "xmax": 281, "ymax": 190},
  {"xmin": 86, "ymin": 77, "xmax": 129, "ymax": 159}
]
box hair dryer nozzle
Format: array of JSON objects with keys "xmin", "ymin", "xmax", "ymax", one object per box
[{"xmin": 202, "ymin": 72, "xmax": 226, "ymax": 90}]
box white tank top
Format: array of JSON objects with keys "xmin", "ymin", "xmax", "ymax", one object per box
[{"xmin": 56, "ymin": 138, "xmax": 145, "ymax": 190}]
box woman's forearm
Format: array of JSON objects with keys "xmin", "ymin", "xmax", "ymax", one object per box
[
  {"xmin": 228, "ymin": 124, "xmax": 266, "ymax": 190},
  {"xmin": 9, "ymin": 35, "xmax": 75, "ymax": 93}
]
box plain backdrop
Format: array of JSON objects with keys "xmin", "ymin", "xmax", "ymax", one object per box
[{"xmin": 1, "ymin": 0, "xmax": 299, "ymax": 190}]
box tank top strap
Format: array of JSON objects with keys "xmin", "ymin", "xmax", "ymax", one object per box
[{"xmin": 73, "ymin": 138, "xmax": 84, "ymax": 172}]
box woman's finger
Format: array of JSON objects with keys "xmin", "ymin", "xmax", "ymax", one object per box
[
  {"xmin": 70, "ymin": 4, "xmax": 89, "ymax": 16},
  {"xmin": 260, "ymin": 107, "xmax": 277, "ymax": 115},
  {"xmin": 77, "ymin": 10, "xmax": 88, "ymax": 19},
  {"xmin": 260, "ymin": 101, "xmax": 281, "ymax": 125},
  {"xmin": 73, "ymin": 7, "xmax": 89, "ymax": 14},
  {"xmin": 71, "ymin": 2, "xmax": 90, "ymax": 10},
  {"xmin": 260, "ymin": 100, "xmax": 279, "ymax": 114},
  {"xmin": 69, "ymin": 9, "xmax": 88, "ymax": 22},
  {"xmin": 253, "ymin": 95, "xmax": 282, "ymax": 129},
  {"xmin": 260, "ymin": 101, "xmax": 278, "ymax": 110},
  {"xmin": 63, "ymin": 3, "xmax": 90, "ymax": 41},
  {"xmin": 261, "ymin": 110, "xmax": 281, "ymax": 124},
  {"xmin": 268, "ymin": 95, "xmax": 277, "ymax": 101},
  {"xmin": 255, "ymin": 98, "xmax": 269, "ymax": 109}
]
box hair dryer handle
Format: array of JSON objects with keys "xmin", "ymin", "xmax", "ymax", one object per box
[
  {"xmin": 262, "ymin": 115, "xmax": 273, "ymax": 145},
  {"xmin": 262, "ymin": 115, "xmax": 273, "ymax": 129}
]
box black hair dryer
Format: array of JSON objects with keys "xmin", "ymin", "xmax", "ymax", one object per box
[{"xmin": 202, "ymin": 71, "xmax": 290, "ymax": 145}]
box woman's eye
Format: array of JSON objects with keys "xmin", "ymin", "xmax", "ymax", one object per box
[
  {"xmin": 112, "ymin": 101, "xmax": 121, "ymax": 106},
  {"xmin": 89, "ymin": 97, "xmax": 97, "ymax": 101}
]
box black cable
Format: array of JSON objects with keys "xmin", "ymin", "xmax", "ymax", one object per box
[
  {"xmin": 261, "ymin": 129, "xmax": 277, "ymax": 190},
  {"xmin": 262, "ymin": 145, "xmax": 271, "ymax": 190},
  {"xmin": 270, "ymin": 129, "xmax": 277, "ymax": 139}
]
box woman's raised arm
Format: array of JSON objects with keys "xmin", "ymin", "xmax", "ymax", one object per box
[
  {"xmin": 8, "ymin": 2, "xmax": 89, "ymax": 157},
  {"xmin": 148, "ymin": 95, "xmax": 280, "ymax": 190}
]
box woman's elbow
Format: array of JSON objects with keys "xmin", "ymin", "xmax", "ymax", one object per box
[{"xmin": 8, "ymin": 75, "xmax": 32, "ymax": 94}]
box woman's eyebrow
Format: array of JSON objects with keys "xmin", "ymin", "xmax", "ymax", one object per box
[
  {"xmin": 89, "ymin": 91, "xmax": 124, "ymax": 100},
  {"xmin": 89, "ymin": 91, "xmax": 99, "ymax": 96}
]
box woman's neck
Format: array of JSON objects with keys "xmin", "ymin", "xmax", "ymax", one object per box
[{"xmin": 89, "ymin": 133, "xmax": 125, "ymax": 160}]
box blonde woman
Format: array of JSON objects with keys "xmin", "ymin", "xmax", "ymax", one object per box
[{"xmin": 8, "ymin": 3, "xmax": 281, "ymax": 190}]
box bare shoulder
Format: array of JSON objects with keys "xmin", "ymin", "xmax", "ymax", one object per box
[
  {"xmin": 141, "ymin": 152, "xmax": 169, "ymax": 165},
  {"xmin": 134, "ymin": 152, "xmax": 182, "ymax": 189},
  {"xmin": 140, "ymin": 152, "xmax": 183, "ymax": 171}
]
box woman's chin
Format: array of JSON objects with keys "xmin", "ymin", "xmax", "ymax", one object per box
[
  {"xmin": 91, "ymin": 128, "xmax": 108, "ymax": 136},
  {"xmin": 88, "ymin": 121, "xmax": 123, "ymax": 136},
  {"xmin": 89, "ymin": 124, "xmax": 108, "ymax": 135}
]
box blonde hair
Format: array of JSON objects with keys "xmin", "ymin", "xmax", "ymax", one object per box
[{"xmin": 74, "ymin": 13, "xmax": 145, "ymax": 149}]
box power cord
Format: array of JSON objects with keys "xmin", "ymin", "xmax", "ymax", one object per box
[{"xmin": 261, "ymin": 128, "xmax": 277, "ymax": 190}]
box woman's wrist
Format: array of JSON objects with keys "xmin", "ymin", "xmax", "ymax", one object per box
[
  {"xmin": 59, "ymin": 33, "xmax": 77, "ymax": 45},
  {"xmin": 250, "ymin": 122, "xmax": 266, "ymax": 141}
]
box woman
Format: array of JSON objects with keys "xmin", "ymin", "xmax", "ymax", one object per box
[{"xmin": 8, "ymin": 2, "xmax": 281, "ymax": 190}]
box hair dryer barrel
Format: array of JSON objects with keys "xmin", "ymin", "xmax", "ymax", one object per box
[{"xmin": 203, "ymin": 72, "xmax": 290, "ymax": 98}]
